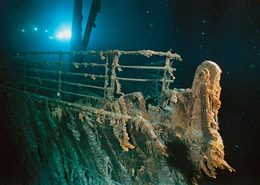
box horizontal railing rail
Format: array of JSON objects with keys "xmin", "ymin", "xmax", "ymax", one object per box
[{"xmin": 0, "ymin": 50, "xmax": 182, "ymax": 104}]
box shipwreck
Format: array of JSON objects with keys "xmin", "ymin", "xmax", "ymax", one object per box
[{"xmin": 0, "ymin": 49, "xmax": 234, "ymax": 184}]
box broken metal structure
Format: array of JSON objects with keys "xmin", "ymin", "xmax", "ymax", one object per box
[{"xmin": 0, "ymin": 50, "xmax": 234, "ymax": 184}]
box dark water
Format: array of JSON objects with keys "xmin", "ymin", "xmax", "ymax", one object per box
[{"xmin": 0, "ymin": 0, "xmax": 259, "ymax": 184}]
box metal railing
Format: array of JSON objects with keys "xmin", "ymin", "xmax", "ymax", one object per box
[{"xmin": 0, "ymin": 50, "xmax": 181, "ymax": 104}]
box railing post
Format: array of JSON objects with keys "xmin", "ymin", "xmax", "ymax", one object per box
[
  {"xmin": 0, "ymin": 53, "xmax": 3, "ymax": 84},
  {"xmin": 103, "ymin": 54, "xmax": 110, "ymax": 100},
  {"xmin": 165, "ymin": 56, "xmax": 174, "ymax": 90},
  {"xmin": 58, "ymin": 52, "xmax": 62, "ymax": 99},
  {"xmin": 161, "ymin": 56, "xmax": 170, "ymax": 94},
  {"xmin": 23, "ymin": 53, "xmax": 27, "ymax": 90},
  {"xmin": 109, "ymin": 52, "xmax": 118, "ymax": 100}
]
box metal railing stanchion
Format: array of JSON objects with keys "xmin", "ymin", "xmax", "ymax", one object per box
[{"xmin": 58, "ymin": 52, "xmax": 62, "ymax": 99}]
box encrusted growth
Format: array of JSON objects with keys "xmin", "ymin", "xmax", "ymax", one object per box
[{"xmin": 109, "ymin": 96, "xmax": 135, "ymax": 152}]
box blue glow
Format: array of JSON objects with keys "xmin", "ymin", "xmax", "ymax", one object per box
[
  {"xmin": 34, "ymin": 28, "xmax": 38, "ymax": 31},
  {"xmin": 45, "ymin": 30, "xmax": 48, "ymax": 33},
  {"xmin": 22, "ymin": 29, "xmax": 25, "ymax": 32}
]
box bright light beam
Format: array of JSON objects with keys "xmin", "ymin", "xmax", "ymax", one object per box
[
  {"xmin": 56, "ymin": 33, "xmax": 64, "ymax": 38},
  {"xmin": 63, "ymin": 30, "xmax": 71, "ymax": 38},
  {"xmin": 56, "ymin": 30, "xmax": 71, "ymax": 39}
]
